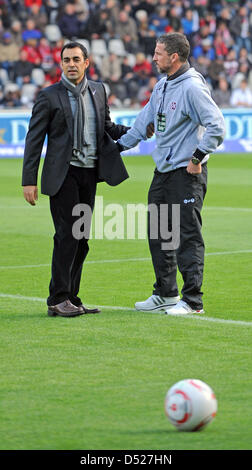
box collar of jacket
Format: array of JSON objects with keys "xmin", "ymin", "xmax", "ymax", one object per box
[{"xmin": 167, "ymin": 61, "xmax": 190, "ymax": 81}]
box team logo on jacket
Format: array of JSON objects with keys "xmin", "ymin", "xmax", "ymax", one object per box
[{"xmin": 170, "ymin": 102, "xmax": 176, "ymax": 110}]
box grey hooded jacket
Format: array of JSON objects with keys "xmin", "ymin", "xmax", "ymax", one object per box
[{"xmin": 118, "ymin": 67, "xmax": 225, "ymax": 172}]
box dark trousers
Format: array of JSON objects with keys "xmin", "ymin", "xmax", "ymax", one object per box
[
  {"xmin": 47, "ymin": 165, "xmax": 97, "ymax": 306},
  {"xmin": 148, "ymin": 164, "xmax": 207, "ymax": 309}
]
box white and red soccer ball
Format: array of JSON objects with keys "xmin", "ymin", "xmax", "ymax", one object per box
[{"xmin": 165, "ymin": 379, "xmax": 217, "ymax": 431}]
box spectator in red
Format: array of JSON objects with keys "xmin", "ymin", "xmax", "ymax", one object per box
[
  {"xmin": 215, "ymin": 20, "xmax": 234, "ymax": 49},
  {"xmin": 52, "ymin": 39, "xmax": 65, "ymax": 64},
  {"xmin": 24, "ymin": 0, "xmax": 43, "ymax": 8},
  {"xmin": 38, "ymin": 37, "xmax": 54, "ymax": 71},
  {"xmin": 45, "ymin": 65, "xmax": 61, "ymax": 85},
  {"xmin": 133, "ymin": 52, "xmax": 152, "ymax": 85},
  {"xmin": 214, "ymin": 33, "xmax": 228, "ymax": 58},
  {"xmin": 21, "ymin": 38, "xmax": 42, "ymax": 66},
  {"xmin": 199, "ymin": 11, "xmax": 216, "ymax": 35}
]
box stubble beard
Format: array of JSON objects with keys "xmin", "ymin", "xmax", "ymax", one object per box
[{"xmin": 155, "ymin": 63, "xmax": 171, "ymax": 75}]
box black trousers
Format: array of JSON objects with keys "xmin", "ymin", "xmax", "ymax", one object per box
[
  {"xmin": 47, "ymin": 165, "xmax": 97, "ymax": 306},
  {"xmin": 148, "ymin": 164, "xmax": 208, "ymax": 310}
]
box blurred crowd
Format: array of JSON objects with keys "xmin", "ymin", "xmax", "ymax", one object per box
[{"xmin": 1, "ymin": 0, "xmax": 252, "ymax": 109}]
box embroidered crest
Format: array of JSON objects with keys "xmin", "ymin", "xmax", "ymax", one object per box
[{"xmin": 171, "ymin": 102, "xmax": 176, "ymax": 110}]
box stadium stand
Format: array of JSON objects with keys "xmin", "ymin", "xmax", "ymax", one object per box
[{"xmin": 0, "ymin": 0, "xmax": 252, "ymax": 109}]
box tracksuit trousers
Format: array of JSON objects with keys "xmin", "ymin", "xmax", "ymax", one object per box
[{"xmin": 148, "ymin": 164, "xmax": 208, "ymax": 310}]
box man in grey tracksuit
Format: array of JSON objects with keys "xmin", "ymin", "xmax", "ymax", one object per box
[{"xmin": 117, "ymin": 33, "xmax": 225, "ymax": 315}]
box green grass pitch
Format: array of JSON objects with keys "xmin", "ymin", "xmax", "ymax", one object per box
[{"xmin": 0, "ymin": 153, "xmax": 252, "ymax": 450}]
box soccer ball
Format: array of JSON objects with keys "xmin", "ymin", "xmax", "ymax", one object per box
[{"xmin": 164, "ymin": 379, "xmax": 217, "ymax": 431}]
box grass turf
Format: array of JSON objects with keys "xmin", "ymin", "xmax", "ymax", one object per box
[{"xmin": 0, "ymin": 154, "xmax": 252, "ymax": 450}]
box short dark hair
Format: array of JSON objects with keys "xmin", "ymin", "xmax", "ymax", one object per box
[
  {"xmin": 61, "ymin": 41, "xmax": 88, "ymax": 60},
  {"xmin": 157, "ymin": 33, "xmax": 190, "ymax": 62}
]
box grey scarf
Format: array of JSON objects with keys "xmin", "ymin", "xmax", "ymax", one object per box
[{"xmin": 61, "ymin": 72, "xmax": 89, "ymax": 158}]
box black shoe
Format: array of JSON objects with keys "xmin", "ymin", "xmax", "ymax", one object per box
[{"xmin": 78, "ymin": 304, "xmax": 101, "ymax": 314}]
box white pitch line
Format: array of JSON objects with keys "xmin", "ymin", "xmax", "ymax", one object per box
[
  {"xmin": 0, "ymin": 249, "xmax": 252, "ymax": 270},
  {"xmin": 0, "ymin": 293, "xmax": 134, "ymax": 311},
  {"xmin": 1, "ymin": 205, "xmax": 252, "ymax": 212},
  {"xmin": 0, "ymin": 293, "xmax": 46, "ymax": 303},
  {"xmin": 0, "ymin": 263, "xmax": 51, "ymax": 269},
  {"xmin": 86, "ymin": 257, "xmax": 150, "ymax": 264},
  {"xmin": 204, "ymin": 206, "xmax": 252, "ymax": 212},
  {"xmin": 0, "ymin": 258, "xmax": 150, "ymax": 269},
  {"xmin": 0, "ymin": 292, "xmax": 252, "ymax": 327},
  {"xmin": 206, "ymin": 249, "xmax": 252, "ymax": 256},
  {"xmin": 183, "ymin": 315, "xmax": 252, "ymax": 327}
]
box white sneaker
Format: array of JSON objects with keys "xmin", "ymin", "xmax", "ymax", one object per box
[
  {"xmin": 135, "ymin": 294, "xmax": 180, "ymax": 312},
  {"xmin": 165, "ymin": 300, "xmax": 204, "ymax": 315}
]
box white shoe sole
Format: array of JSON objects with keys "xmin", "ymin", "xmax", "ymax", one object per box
[
  {"xmin": 135, "ymin": 296, "xmax": 180, "ymax": 312},
  {"xmin": 165, "ymin": 309, "xmax": 205, "ymax": 316}
]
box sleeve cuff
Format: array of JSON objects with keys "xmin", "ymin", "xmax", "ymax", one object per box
[
  {"xmin": 116, "ymin": 141, "xmax": 125, "ymax": 152},
  {"xmin": 193, "ymin": 148, "xmax": 207, "ymax": 162}
]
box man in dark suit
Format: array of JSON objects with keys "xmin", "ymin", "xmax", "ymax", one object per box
[{"xmin": 22, "ymin": 42, "xmax": 129, "ymax": 318}]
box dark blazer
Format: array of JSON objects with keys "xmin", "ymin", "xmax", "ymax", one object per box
[{"xmin": 22, "ymin": 80, "xmax": 129, "ymax": 196}]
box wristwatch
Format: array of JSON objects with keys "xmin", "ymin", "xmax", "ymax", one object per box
[{"xmin": 191, "ymin": 156, "xmax": 201, "ymax": 165}]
